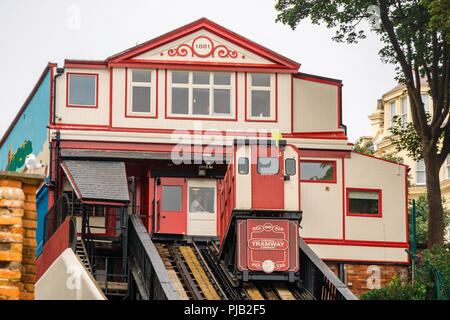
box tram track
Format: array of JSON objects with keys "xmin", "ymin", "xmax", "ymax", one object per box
[{"xmin": 154, "ymin": 240, "xmax": 315, "ymax": 301}]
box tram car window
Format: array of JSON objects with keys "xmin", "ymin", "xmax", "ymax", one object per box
[
  {"xmin": 161, "ymin": 185, "xmax": 182, "ymax": 211},
  {"xmin": 300, "ymin": 161, "xmax": 335, "ymax": 182},
  {"xmin": 189, "ymin": 187, "xmax": 215, "ymax": 213},
  {"xmin": 237, "ymin": 157, "xmax": 249, "ymax": 174},
  {"xmin": 257, "ymin": 157, "xmax": 279, "ymax": 174},
  {"xmin": 285, "ymin": 158, "xmax": 296, "ymax": 176}
]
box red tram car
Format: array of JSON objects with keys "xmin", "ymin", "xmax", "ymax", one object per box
[{"xmin": 218, "ymin": 139, "xmax": 302, "ymax": 284}]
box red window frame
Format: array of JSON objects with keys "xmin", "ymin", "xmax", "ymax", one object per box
[
  {"xmin": 299, "ymin": 159, "xmax": 337, "ymax": 183},
  {"xmin": 66, "ymin": 72, "xmax": 99, "ymax": 108},
  {"xmin": 346, "ymin": 188, "xmax": 382, "ymax": 218}
]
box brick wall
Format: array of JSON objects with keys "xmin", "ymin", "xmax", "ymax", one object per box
[
  {"xmin": 326, "ymin": 262, "xmax": 409, "ymax": 297},
  {"xmin": 0, "ymin": 172, "xmax": 44, "ymax": 300}
]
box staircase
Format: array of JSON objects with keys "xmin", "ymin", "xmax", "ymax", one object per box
[{"xmin": 75, "ymin": 239, "xmax": 93, "ymax": 274}]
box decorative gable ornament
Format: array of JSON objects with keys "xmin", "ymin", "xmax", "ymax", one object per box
[{"xmin": 167, "ymin": 36, "xmax": 238, "ymax": 59}]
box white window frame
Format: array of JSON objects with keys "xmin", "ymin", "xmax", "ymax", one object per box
[
  {"xmin": 416, "ymin": 160, "xmax": 426, "ymax": 185},
  {"xmin": 390, "ymin": 100, "xmax": 397, "ymax": 128},
  {"xmin": 246, "ymin": 73, "xmax": 276, "ymax": 121},
  {"xmin": 127, "ymin": 69, "xmax": 157, "ymax": 117},
  {"xmin": 167, "ymin": 71, "xmax": 235, "ymax": 119},
  {"xmin": 446, "ymin": 155, "xmax": 450, "ymax": 180},
  {"xmin": 401, "ymin": 97, "xmax": 408, "ymax": 128},
  {"xmin": 421, "ymin": 93, "xmax": 430, "ymax": 113}
]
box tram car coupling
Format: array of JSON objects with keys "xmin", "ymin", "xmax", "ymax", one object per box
[{"xmin": 218, "ymin": 139, "xmax": 303, "ymax": 286}]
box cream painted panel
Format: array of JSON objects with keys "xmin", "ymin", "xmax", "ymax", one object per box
[
  {"xmin": 132, "ymin": 29, "xmax": 273, "ymax": 65},
  {"xmin": 308, "ymin": 243, "xmax": 409, "ymax": 263},
  {"xmin": 112, "ymin": 70, "xmax": 292, "ymax": 133},
  {"xmin": 299, "ymin": 157, "xmax": 343, "ymax": 239},
  {"xmin": 344, "ymin": 152, "xmax": 407, "ymax": 243},
  {"xmin": 187, "ymin": 178, "xmax": 217, "ymax": 236},
  {"xmin": 35, "ymin": 248, "xmax": 106, "ymax": 300},
  {"xmin": 283, "ymin": 146, "xmax": 299, "ymax": 211},
  {"xmin": 293, "ymin": 78, "xmax": 339, "ymax": 132},
  {"xmin": 55, "ymin": 68, "xmax": 109, "ymax": 126},
  {"xmin": 235, "ymin": 145, "xmax": 251, "ymax": 209}
]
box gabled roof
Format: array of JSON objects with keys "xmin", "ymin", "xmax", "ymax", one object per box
[{"xmin": 66, "ymin": 18, "xmax": 301, "ymax": 72}]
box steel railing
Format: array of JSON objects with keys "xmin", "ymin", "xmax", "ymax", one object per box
[
  {"xmin": 128, "ymin": 214, "xmax": 180, "ymax": 300},
  {"xmin": 298, "ymin": 237, "xmax": 358, "ymax": 300},
  {"xmin": 43, "ymin": 193, "xmax": 71, "ymax": 245}
]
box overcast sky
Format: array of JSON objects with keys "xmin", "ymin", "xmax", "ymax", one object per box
[{"xmin": 0, "ymin": 0, "xmax": 398, "ymax": 143}]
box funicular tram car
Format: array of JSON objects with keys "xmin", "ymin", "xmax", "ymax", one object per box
[{"xmin": 149, "ymin": 139, "xmax": 303, "ymax": 286}]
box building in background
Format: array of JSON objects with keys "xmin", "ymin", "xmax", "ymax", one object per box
[{"xmin": 367, "ymin": 81, "xmax": 450, "ymax": 241}]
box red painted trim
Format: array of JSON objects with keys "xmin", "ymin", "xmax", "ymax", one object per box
[
  {"xmin": 50, "ymin": 123, "xmax": 274, "ymax": 137},
  {"xmin": 293, "ymin": 74, "xmax": 342, "ymax": 86},
  {"xmin": 245, "ymin": 73, "xmax": 278, "ymax": 123},
  {"xmin": 321, "ymin": 258, "xmax": 409, "ymax": 265},
  {"xmin": 285, "ymin": 131, "xmax": 348, "ymax": 140},
  {"xmin": 65, "ymin": 59, "xmax": 108, "ymax": 69},
  {"xmin": 342, "ymin": 158, "xmax": 345, "ymax": 240},
  {"xmin": 81, "ymin": 200, "xmax": 127, "ymax": 206},
  {"xmin": 124, "ymin": 68, "xmax": 159, "ymax": 119},
  {"xmin": 353, "ymin": 151, "xmax": 408, "ymax": 167},
  {"xmin": 109, "ymin": 60, "xmax": 297, "ymax": 73},
  {"xmin": 404, "ymin": 166, "xmax": 409, "ymax": 243},
  {"xmin": 109, "ymin": 67, "xmax": 113, "ymax": 127},
  {"xmin": 290, "ymin": 74, "xmax": 294, "ymax": 134},
  {"xmin": 287, "ymin": 144, "xmax": 302, "ymax": 211},
  {"xmin": 49, "ymin": 65, "xmax": 54, "ymax": 126},
  {"xmin": 346, "ymin": 188, "xmax": 382, "ymax": 218},
  {"xmin": 337, "ymin": 85, "xmax": 341, "ymax": 129},
  {"xmin": 60, "ymin": 161, "xmax": 82, "ymax": 200},
  {"xmin": 164, "ymin": 69, "xmax": 168, "ymax": 119},
  {"xmin": 299, "ymin": 159, "xmax": 337, "ymax": 183},
  {"xmin": 303, "ymin": 237, "xmax": 409, "ymax": 248},
  {"xmin": 36, "ymin": 217, "xmax": 71, "ymax": 281},
  {"xmin": 299, "ymin": 149, "xmax": 351, "ymax": 159},
  {"xmin": 59, "ymin": 139, "xmax": 233, "ymax": 154},
  {"xmin": 164, "ymin": 71, "xmax": 238, "ymax": 122},
  {"xmin": 66, "ymin": 72, "xmax": 99, "ymax": 108},
  {"xmin": 244, "ymin": 72, "xmax": 247, "ymax": 121},
  {"xmin": 107, "ymin": 18, "xmax": 300, "ymax": 70}
]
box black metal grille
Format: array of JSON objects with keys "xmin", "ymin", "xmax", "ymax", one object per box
[{"xmin": 43, "ymin": 193, "xmax": 71, "ymax": 245}]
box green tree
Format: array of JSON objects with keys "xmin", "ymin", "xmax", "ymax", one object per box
[{"xmin": 275, "ymin": 0, "xmax": 450, "ymax": 247}]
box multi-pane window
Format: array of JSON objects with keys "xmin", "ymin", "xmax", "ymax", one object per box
[
  {"xmin": 130, "ymin": 70, "xmax": 153, "ymax": 113},
  {"xmin": 250, "ymin": 74, "xmax": 272, "ymax": 118},
  {"xmin": 401, "ymin": 97, "xmax": 408, "ymax": 128},
  {"xmin": 390, "ymin": 100, "xmax": 397, "ymax": 128},
  {"xmin": 347, "ymin": 189, "xmax": 381, "ymax": 217},
  {"xmin": 67, "ymin": 73, "xmax": 97, "ymax": 107},
  {"xmin": 170, "ymin": 71, "xmax": 233, "ymax": 117},
  {"xmin": 421, "ymin": 94, "xmax": 430, "ymax": 113},
  {"xmin": 300, "ymin": 160, "xmax": 336, "ymax": 183},
  {"xmin": 416, "ymin": 160, "xmax": 426, "ymax": 185}
]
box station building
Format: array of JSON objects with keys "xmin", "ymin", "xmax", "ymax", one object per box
[{"xmin": 0, "ymin": 18, "xmax": 410, "ymax": 298}]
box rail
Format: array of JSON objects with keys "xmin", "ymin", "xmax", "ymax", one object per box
[
  {"xmin": 43, "ymin": 194, "xmax": 71, "ymax": 245},
  {"xmin": 128, "ymin": 214, "xmax": 180, "ymax": 300},
  {"xmin": 298, "ymin": 237, "xmax": 358, "ymax": 300}
]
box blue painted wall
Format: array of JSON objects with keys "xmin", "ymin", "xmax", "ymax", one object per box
[{"xmin": 0, "ymin": 68, "xmax": 51, "ymax": 257}]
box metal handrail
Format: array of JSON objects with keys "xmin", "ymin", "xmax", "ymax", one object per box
[
  {"xmin": 298, "ymin": 237, "xmax": 358, "ymax": 300},
  {"xmin": 42, "ymin": 193, "xmax": 71, "ymax": 245},
  {"xmin": 128, "ymin": 214, "xmax": 180, "ymax": 300}
]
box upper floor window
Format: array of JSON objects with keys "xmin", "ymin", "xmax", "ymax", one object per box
[
  {"xmin": 168, "ymin": 71, "xmax": 234, "ymax": 118},
  {"xmin": 421, "ymin": 94, "xmax": 430, "ymax": 113},
  {"xmin": 401, "ymin": 97, "xmax": 408, "ymax": 128},
  {"xmin": 127, "ymin": 69, "xmax": 156, "ymax": 117},
  {"xmin": 389, "ymin": 100, "xmax": 396, "ymax": 128},
  {"xmin": 67, "ymin": 73, "xmax": 98, "ymax": 108},
  {"xmin": 247, "ymin": 73, "xmax": 276, "ymax": 121},
  {"xmin": 416, "ymin": 160, "xmax": 426, "ymax": 185}
]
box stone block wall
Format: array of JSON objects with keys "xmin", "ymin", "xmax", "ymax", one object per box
[{"xmin": 0, "ymin": 172, "xmax": 44, "ymax": 300}]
